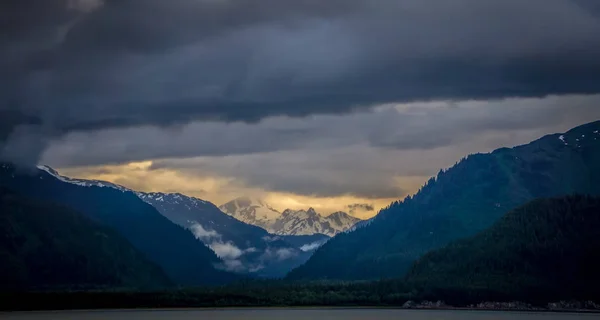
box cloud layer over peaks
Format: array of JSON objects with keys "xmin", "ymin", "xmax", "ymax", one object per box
[{"xmin": 3, "ymin": 0, "xmax": 600, "ymax": 137}]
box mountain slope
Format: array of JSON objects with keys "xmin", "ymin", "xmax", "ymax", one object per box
[
  {"xmin": 219, "ymin": 197, "xmax": 280, "ymax": 230},
  {"xmin": 0, "ymin": 188, "xmax": 171, "ymax": 290},
  {"xmin": 137, "ymin": 192, "xmax": 321, "ymax": 277},
  {"xmin": 273, "ymin": 209, "xmax": 361, "ymax": 236},
  {"xmin": 220, "ymin": 198, "xmax": 361, "ymax": 236},
  {"xmin": 0, "ymin": 164, "xmax": 237, "ymax": 286},
  {"xmin": 288, "ymin": 120, "xmax": 600, "ymax": 280},
  {"xmin": 406, "ymin": 195, "xmax": 600, "ymax": 303}
]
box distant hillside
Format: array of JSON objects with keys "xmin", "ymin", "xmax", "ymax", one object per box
[
  {"xmin": 0, "ymin": 164, "xmax": 238, "ymax": 286},
  {"xmin": 0, "ymin": 188, "xmax": 171, "ymax": 290},
  {"xmin": 288, "ymin": 120, "xmax": 600, "ymax": 280},
  {"xmin": 406, "ymin": 195, "xmax": 600, "ymax": 303}
]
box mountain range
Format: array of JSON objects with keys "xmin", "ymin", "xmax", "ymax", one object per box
[
  {"xmin": 1, "ymin": 120, "xmax": 600, "ymax": 300},
  {"xmin": 6, "ymin": 164, "xmax": 333, "ymax": 279},
  {"xmin": 288, "ymin": 120, "xmax": 600, "ymax": 281},
  {"xmin": 219, "ymin": 197, "xmax": 362, "ymax": 237},
  {"xmin": 0, "ymin": 163, "xmax": 239, "ymax": 286},
  {"xmin": 136, "ymin": 192, "xmax": 327, "ymax": 277}
]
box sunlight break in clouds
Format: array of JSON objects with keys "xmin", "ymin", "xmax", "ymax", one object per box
[{"xmin": 53, "ymin": 96, "xmax": 600, "ymax": 219}]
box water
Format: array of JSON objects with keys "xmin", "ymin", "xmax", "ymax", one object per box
[{"xmin": 2, "ymin": 309, "xmax": 599, "ymax": 320}]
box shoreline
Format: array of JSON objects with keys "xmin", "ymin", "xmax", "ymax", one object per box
[{"xmin": 2, "ymin": 306, "xmax": 600, "ymax": 314}]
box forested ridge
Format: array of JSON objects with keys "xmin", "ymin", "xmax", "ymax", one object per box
[
  {"xmin": 0, "ymin": 163, "xmax": 239, "ymax": 286},
  {"xmin": 2, "ymin": 195, "xmax": 600, "ymax": 310},
  {"xmin": 0, "ymin": 188, "xmax": 172, "ymax": 290},
  {"xmin": 405, "ymin": 195, "xmax": 600, "ymax": 303},
  {"xmin": 289, "ymin": 121, "xmax": 600, "ymax": 280}
]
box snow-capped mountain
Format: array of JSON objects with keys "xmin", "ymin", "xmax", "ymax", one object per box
[
  {"xmin": 5, "ymin": 164, "xmax": 237, "ymax": 285},
  {"xmin": 37, "ymin": 165, "xmax": 130, "ymax": 192},
  {"xmin": 219, "ymin": 197, "xmax": 281, "ymax": 230},
  {"xmin": 274, "ymin": 209, "xmax": 362, "ymax": 236},
  {"xmin": 346, "ymin": 217, "xmax": 375, "ymax": 233},
  {"xmin": 220, "ymin": 197, "xmax": 362, "ymax": 237},
  {"xmin": 327, "ymin": 211, "xmax": 364, "ymax": 233},
  {"xmin": 136, "ymin": 192, "xmax": 330, "ymax": 277}
]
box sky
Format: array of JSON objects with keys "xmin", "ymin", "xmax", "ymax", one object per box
[{"xmin": 2, "ymin": 0, "xmax": 600, "ymax": 218}]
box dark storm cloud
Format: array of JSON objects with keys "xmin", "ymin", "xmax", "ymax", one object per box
[
  {"xmin": 40, "ymin": 96, "xmax": 600, "ymax": 167},
  {"xmin": 40, "ymin": 96, "xmax": 600, "ymax": 199},
  {"xmin": 3, "ymin": 0, "xmax": 600, "ymax": 164}
]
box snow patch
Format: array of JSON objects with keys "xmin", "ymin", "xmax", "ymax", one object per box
[
  {"xmin": 558, "ymin": 135, "xmax": 568, "ymax": 145},
  {"xmin": 37, "ymin": 165, "xmax": 129, "ymax": 192}
]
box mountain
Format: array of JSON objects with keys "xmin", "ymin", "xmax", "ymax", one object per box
[
  {"xmin": 220, "ymin": 197, "xmax": 361, "ymax": 237},
  {"xmin": 136, "ymin": 192, "xmax": 323, "ymax": 277},
  {"xmin": 405, "ymin": 195, "xmax": 600, "ymax": 303},
  {"xmin": 0, "ymin": 163, "xmax": 238, "ymax": 286},
  {"xmin": 0, "ymin": 188, "xmax": 171, "ymax": 291},
  {"xmin": 273, "ymin": 209, "xmax": 361, "ymax": 236},
  {"xmin": 218, "ymin": 197, "xmax": 280, "ymax": 230},
  {"xmin": 288, "ymin": 120, "xmax": 600, "ymax": 281}
]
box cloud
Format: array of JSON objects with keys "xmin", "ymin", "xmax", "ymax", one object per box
[
  {"xmin": 210, "ymin": 242, "xmax": 244, "ymax": 260},
  {"xmin": 347, "ymin": 203, "xmax": 374, "ymax": 213},
  {"xmin": 3, "ymin": 0, "xmax": 600, "ymax": 164},
  {"xmin": 190, "ymin": 223, "xmax": 220, "ymax": 241},
  {"xmin": 51, "ymin": 97, "xmax": 600, "ymax": 202},
  {"xmin": 41, "ymin": 95, "xmax": 600, "ymax": 168},
  {"xmin": 273, "ymin": 248, "xmax": 297, "ymax": 261},
  {"xmin": 299, "ymin": 242, "xmax": 324, "ymax": 252},
  {"xmin": 262, "ymin": 236, "xmax": 281, "ymax": 243},
  {"xmin": 260, "ymin": 248, "xmax": 298, "ymax": 262},
  {"xmin": 189, "ymin": 223, "xmax": 247, "ymax": 271},
  {"xmin": 189, "ymin": 223, "xmax": 297, "ymax": 272}
]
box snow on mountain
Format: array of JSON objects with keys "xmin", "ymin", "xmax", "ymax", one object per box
[
  {"xmin": 347, "ymin": 217, "xmax": 375, "ymax": 233},
  {"xmin": 274, "ymin": 208, "xmax": 331, "ymax": 236},
  {"xmin": 326, "ymin": 211, "xmax": 363, "ymax": 232},
  {"xmin": 31, "ymin": 167, "xmax": 335, "ymax": 268},
  {"xmin": 27, "ymin": 167, "xmax": 321, "ymax": 277},
  {"xmin": 136, "ymin": 192, "xmax": 317, "ymax": 277},
  {"xmin": 219, "ymin": 197, "xmax": 281, "ymax": 230},
  {"xmin": 220, "ymin": 197, "xmax": 362, "ymax": 237},
  {"xmin": 37, "ymin": 165, "xmax": 131, "ymax": 192}
]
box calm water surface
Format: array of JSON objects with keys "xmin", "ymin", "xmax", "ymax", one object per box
[{"xmin": 2, "ymin": 309, "xmax": 600, "ymax": 320}]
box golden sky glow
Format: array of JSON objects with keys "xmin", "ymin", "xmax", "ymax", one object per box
[{"xmin": 59, "ymin": 161, "xmax": 412, "ymax": 219}]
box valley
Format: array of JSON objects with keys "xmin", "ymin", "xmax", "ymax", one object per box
[{"xmin": 1, "ymin": 121, "xmax": 600, "ymax": 310}]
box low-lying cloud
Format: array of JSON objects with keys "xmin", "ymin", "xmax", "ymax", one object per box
[
  {"xmin": 190, "ymin": 223, "xmax": 220, "ymax": 240},
  {"xmin": 262, "ymin": 248, "xmax": 298, "ymax": 262},
  {"xmin": 210, "ymin": 242, "xmax": 244, "ymax": 260},
  {"xmin": 190, "ymin": 223, "xmax": 246, "ymax": 271},
  {"xmin": 189, "ymin": 223, "xmax": 298, "ymax": 273},
  {"xmin": 299, "ymin": 241, "xmax": 325, "ymax": 252}
]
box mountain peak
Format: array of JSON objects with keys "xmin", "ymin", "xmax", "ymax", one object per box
[
  {"xmin": 219, "ymin": 196, "xmax": 281, "ymax": 230},
  {"xmin": 306, "ymin": 207, "xmax": 320, "ymax": 216},
  {"xmin": 328, "ymin": 211, "xmax": 351, "ymax": 218},
  {"xmin": 38, "ymin": 165, "xmax": 60, "ymax": 176},
  {"xmin": 36, "ymin": 165, "xmax": 130, "ymax": 193}
]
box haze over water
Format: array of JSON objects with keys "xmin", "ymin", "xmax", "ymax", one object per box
[{"xmin": 3, "ymin": 309, "xmax": 600, "ymax": 320}]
